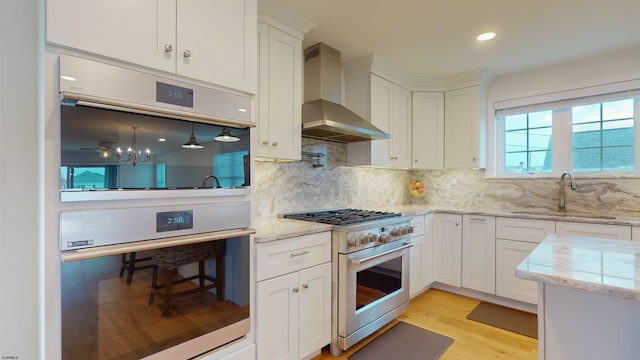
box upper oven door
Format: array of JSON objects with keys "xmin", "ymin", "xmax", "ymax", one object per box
[{"xmin": 338, "ymin": 240, "xmax": 412, "ymax": 337}]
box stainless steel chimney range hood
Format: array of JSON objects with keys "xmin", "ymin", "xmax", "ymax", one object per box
[{"xmin": 302, "ymin": 43, "xmax": 390, "ymax": 142}]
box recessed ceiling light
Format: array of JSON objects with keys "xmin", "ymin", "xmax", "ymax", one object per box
[
  {"xmin": 476, "ymin": 32, "xmax": 496, "ymax": 41},
  {"xmin": 158, "ymin": 138, "xmax": 166, "ymax": 142},
  {"xmin": 60, "ymin": 75, "xmax": 76, "ymax": 81},
  {"xmin": 237, "ymin": 108, "xmax": 247, "ymax": 113}
]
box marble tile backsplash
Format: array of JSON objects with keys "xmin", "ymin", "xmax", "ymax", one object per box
[{"xmin": 253, "ymin": 138, "xmax": 640, "ymax": 220}]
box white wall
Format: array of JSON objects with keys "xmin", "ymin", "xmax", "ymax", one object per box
[{"xmin": 0, "ymin": 1, "xmax": 43, "ymax": 359}]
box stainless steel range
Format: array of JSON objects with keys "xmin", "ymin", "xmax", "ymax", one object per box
[{"xmin": 284, "ymin": 209, "xmax": 413, "ymax": 356}]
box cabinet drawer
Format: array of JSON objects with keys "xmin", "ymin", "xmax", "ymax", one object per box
[
  {"xmin": 496, "ymin": 217, "xmax": 555, "ymax": 243},
  {"xmin": 556, "ymin": 221, "xmax": 631, "ymax": 240},
  {"xmin": 410, "ymin": 215, "xmax": 426, "ymax": 237},
  {"xmin": 256, "ymin": 231, "xmax": 331, "ymax": 281}
]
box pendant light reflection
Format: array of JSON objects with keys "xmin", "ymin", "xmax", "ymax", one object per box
[
  {"xmin": 214, "ymin": 127, "xmax": 240, "ymax": 142},
  {"xmin": 182, "ymin": 123, "xmax": 204, "ymax": 149}
]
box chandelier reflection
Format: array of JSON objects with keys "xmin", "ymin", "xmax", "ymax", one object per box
[{"xmin": 117, "ymin": 126, "xmax": 150, "ymax": 166}]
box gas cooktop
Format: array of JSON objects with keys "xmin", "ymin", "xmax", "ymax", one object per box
[{"xmin": 283, "ymin": 208, "xmax": 402, "ymax": 226}]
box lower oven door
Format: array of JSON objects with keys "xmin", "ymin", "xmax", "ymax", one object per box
[
  {"xmin": 338, "ymin": 241, "xmax": 412, "ymax": 338},
  {"xmin": 60, "ymin": 233, "xmax": 251, "ymax": 360}
]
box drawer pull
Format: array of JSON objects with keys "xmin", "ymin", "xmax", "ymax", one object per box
[{"xmin": 290, "ymin": 250, "xmax": 310, "ymax": 257}]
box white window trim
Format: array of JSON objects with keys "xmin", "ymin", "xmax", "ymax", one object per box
[{"xmin": 487, "ymin": 79, "xmax": 640, "ymax": 179}]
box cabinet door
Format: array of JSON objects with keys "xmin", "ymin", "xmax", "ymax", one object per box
[
  {"xmin": 444, "ymin": 86, "xmax": 481, "ymax": 168},
  {"xmin": 266, "ymin": 26, "xmax": 302, "ymax": 160},
  {"xmin": 390, "ymin": 84, "xmax": 411, "ymax": 168},
  {"xmin": 412, "ymin": 92, "xmax": 445, "ymax": 169},
  {"xmin": 256, "ymin": 272, "xmax": 299, "ymax": 360},
  {"xmin": 47, "ymin": 0, "xmax": 176, "ymax": 73},
  {"xmin": 422, "ymin": 214, "xmax": 435, "ymax": 288},
  {"xmin": 409, "ymin": 239, "xmax": 423, "ymax": 297},
  {"xmin": 298, "ymin": 263, "xmax": 331, "ymax": 359},
  {"xmin": 433, "ymin": 213, "xmax": 462, "ymax": 287},
  {"xmin": 496, "ymin": 239, "xmax": 538, "ymax": 304},
  {"xmin": 462, "ymin": 215, "xmax": 496, "ymax": 293},
  {"xmin": 256, "ymin": 22, "xmax": 271, "ymax": 158},
  {"xmin": 556, "ymin": 221, "xmax": 631, "ymax": 240},
  {"xmin": 370, "ymin": 75, "xmax": 393, "ymax": 167},
  {"xmin": 176, "ymin": 0, "xmax": 257, "ymax": 93}
]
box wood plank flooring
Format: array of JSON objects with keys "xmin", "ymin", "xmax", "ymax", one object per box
[{"xmin": 312, "ymin": 288, "xmax": 537, "ymax": 360}]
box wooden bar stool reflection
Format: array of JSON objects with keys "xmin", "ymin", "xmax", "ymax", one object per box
[
  {"xmin": 148, "ymin": 240, "xmax": 225, "ymax": 317},
  {"xmin": 119, "ymin": 252, "xmax": 153, "ymax": 284}
]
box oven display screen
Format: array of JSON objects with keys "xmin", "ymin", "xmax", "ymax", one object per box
[
  {"xmin": 156, "ymin": 210, "xmax": 193, "ymax": 232},
  {"xmin": 156, "ymin": 81, "xmax": 194, "ymax": 108}
]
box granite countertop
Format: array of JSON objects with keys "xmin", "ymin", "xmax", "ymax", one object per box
[
  {"xmin": 253, "ymin": 218, "xmax": 332, "ymax": 243},
  {"xmin": 254, "ymin": 206, "xmax": 640, "ymax": 244},
  {"xmin": 516, "ymin": 234, "xmax": 640, "ymax": 301}
]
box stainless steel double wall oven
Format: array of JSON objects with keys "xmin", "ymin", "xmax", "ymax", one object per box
[{"xmin": 57, "ymin": 54, "xmax": 254, "ymax": 360}]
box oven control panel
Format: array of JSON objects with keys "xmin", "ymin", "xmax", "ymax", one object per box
[{"xmin": 336, "ymin": 221, "xmax": 413, "ymax": 254}]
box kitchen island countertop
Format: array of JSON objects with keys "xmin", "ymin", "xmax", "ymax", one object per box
[{"xmin": 516, "ymin": 234, "xmax": 640, "ymax": 301}]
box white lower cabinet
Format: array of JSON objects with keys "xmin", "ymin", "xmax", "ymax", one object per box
[
  {"xmin": 206, "ymin": 344, "xmax": 255, "ymax": 360},
  {"xmin": 256, "ymin": 232, "xmax": 331, "ymax": 360},
  {"xmin": 556, "ymin": 221, "xmax": 631, "ymax": 240},
  {"xmin": 433, "ymin": 213, "xmax": 462, "ymax": 287},
  {"xmin": 409, "ymin": 214, "xmax": 434, "ymax": 296},
  {"xmin": 462, "ymin": 215, "xmax": 495, "ymax": 293},
  {"xmin": 495, "ymin": 217, "xmax": 555, "ymax": 304}
]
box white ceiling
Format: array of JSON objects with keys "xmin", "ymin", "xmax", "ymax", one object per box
[{"xmin": 268, "ymin": 0, "xmax": 640, "ymax": 78}]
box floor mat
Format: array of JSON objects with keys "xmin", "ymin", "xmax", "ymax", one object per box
[
  {"xmin": 349, "ymin": 321, "xmax": 454, "ymax": 360},
  {"xmin": 466, "ymin": 301, "xmax": 538, "ymax": 338}
]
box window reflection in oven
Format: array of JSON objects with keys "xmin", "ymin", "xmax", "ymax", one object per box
[
  {"xmin": 61, "ymin": 237, "xmax": 250, "ymax": 360},
  {"xmin": 355, "ymin": 256, "xmax": 403, "ymax": 311}
]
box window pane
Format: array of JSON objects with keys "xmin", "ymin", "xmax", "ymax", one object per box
[
  {"xmin": 603, "ymin": 122, "xmax": 634, "ymax": 147},
  {"xmin": 602, "ymin": 146, "xmax": 634, "ymax": 171},
  {"xmin": 504, "ymin": 114, "xmax": 527, "ymax": 131},
  {"xmin": 70, "ymin": 167, "xmax": 106, "ymax": 189},
  {"xmin": 528, "ymin": 127, "xmax": 552, "ymax": 151},
  {"xmin": 572, "ymin": 103, "xmax": 601, "ymax": 124},
  {"xmin": 572, "ymin": 124, "xmax": 601, "ymax": 149},
  {"xmin": 505, "ymin": 152, "xmax": 527, "ymax": 173},
  {"xmin": 529, "ymin": 150, "xmax": 552, "ymax": 172},
  {"xmin": 603, "ymin": 99, "xmax": 634, "ymax": 120},
  {"xmin": 505, "ymin": 130, "xmax": 527, "ymax": 152},
  {"xmin": 528, "ymin": 110, "xmax": 552, "ymax": 128},
  {"xmin": 573, "ymin": 148, "xmax": 601, "ymax": 171}
]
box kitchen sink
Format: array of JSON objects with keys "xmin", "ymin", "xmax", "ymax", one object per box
[{"xmin": 509, "ymin": 210, "xmax": 616, "ymax": 220}]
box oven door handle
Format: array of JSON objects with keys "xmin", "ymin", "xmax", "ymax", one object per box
[{"xmin": 350, "ymin": 242, "xmax": 413, "ymax": 265}]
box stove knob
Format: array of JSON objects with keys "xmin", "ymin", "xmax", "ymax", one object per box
[
  {"xmin": 359, "ymin": 234, "xmax": 368, "ymax": 245},
  {"xmin": 390, "ymin": 228, "xmax": 400, "ymax": 236},
  {"xmin": 379, "ymin": 234, "xmax": 390, "ymax": 243},
  {"xmin": 407, "ymin": 226, "xmax": 414, "ymax": 234},
  {"xmin": 348, "ymin": 236, "xmax": 357, "ymax": 247},
  {"xmin": 367, "ymin": 233, "xmax": 377, "ymax": 243}
]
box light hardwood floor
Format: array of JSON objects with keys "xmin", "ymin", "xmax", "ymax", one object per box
[{"xmin": 312, "ymin": 288, "xmax": 537, "ymax": 360}]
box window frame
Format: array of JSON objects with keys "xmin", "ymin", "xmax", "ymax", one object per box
[{"xmin": 490, "ymin": 80, "xmax": 640, "ymax": 179}]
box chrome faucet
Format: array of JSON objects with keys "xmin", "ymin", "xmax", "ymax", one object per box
[
  {"xmin": 202, "ymin": 175, "xmax": 220, "ymax": 188},
  {"xmin": 558, "ymin": 171, "xmax": 577, "ymax": 212}
]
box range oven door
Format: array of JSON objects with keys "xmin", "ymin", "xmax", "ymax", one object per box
[{"xmin": 338, "ymin": 241, "xmax": 412, "ymax": 338}]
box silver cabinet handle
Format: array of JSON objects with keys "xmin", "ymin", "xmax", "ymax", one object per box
[
  {"xmin": 271, "ymin": 141, "xmax": 278, "ymax": 147},
  {"xmin": 164, "ymin": 44, "xmax": 173, "ymax": 53},
  {"xmin": 183, "ymin": 49, "xmax": 192, "ymax": 58},
  {"xmin": 350, "ymin": 243, "xmax": 412, "ymax": 265},
  {"xmin": 293, "ymin": 287, "xmax": 299, "ymax": 293},
  {"xmin": 469, "ymin": 217, "xmax": 485, "ymax": 221},
  {"xmin": 262, "ymin": 140, "xmax": 269, "ymax": 145},
  {"xmin": 302, "ymin": 284, "xmax": 309, "ymax": 289},
  {"xmin": 290, "ymin": 250, "xmax": 309, "ymax": 257}
]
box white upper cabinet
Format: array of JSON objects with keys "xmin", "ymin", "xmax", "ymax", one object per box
[
  {"xmin": 47, "ymin": 0, "xmax": 257, "ymax": 93},
  {"xmin": 444, "ymin": 85, "xmax": 485, "ymax": 168},
  {"xmin": 346, "ymin": 74, "xmax": 411, "ymax": 168},
  {"xmin": 256, "ymin": 21, "xmax": 302, "ymax": 160},
  {"xmin": 412, "ymin": 92, "xmax": 445, "ymax": 169}
]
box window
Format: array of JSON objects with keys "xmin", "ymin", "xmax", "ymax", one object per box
[
  {"xmin": 61, "ymin": 165, "xmax": 118, "ymax": 189},
  {"xmin": 212, "ymin": 151, "xmax": 248, "ymax": 187},
  {"xmin": 495, "ymin": 88, "xmax": 640, "ymax": 177}
]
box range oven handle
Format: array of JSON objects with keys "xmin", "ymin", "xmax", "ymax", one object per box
[{"xmin": 350, "ymin": 243, "xmax": 413, "ymax": 265}]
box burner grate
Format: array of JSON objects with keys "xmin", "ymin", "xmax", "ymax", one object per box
[{"xmin": 284, "ymin": 209, "xmax": 401, "ymax": 225}]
